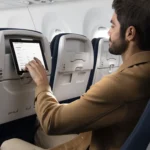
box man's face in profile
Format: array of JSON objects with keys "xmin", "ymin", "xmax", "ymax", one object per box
[{"xmin": 108, "ymin": 12, "xmax": 128, "ymax": 55}]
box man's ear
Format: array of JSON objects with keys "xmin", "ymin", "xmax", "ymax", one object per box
[{"xmin": 125, "ymin": 26, "xmax": 136, "ymax": 41}]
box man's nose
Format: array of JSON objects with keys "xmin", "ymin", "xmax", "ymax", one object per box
[{"xmin": 108, "ymin": 28, "xmax": 111, "ymax": 36}]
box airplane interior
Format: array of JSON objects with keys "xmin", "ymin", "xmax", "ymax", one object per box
[{"xmin": 0, "ymin": 0, "xmax": 149, "ymax": 150}]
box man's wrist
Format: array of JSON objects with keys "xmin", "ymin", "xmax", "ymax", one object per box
[
  {"xmin": 35, "ymin": 84, "xmax": 51, "ymax": 98},
  {"xmin": 36, "ymin": 80, "xmax": 49, "ymax": 87}
]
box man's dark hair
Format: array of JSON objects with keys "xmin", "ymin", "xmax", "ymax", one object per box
[{"xmin": 112, "ymin": 0, "xmax": 150, "ymax": 51}]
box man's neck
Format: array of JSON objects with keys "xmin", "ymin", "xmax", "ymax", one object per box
[{"xmin": 121, "ymin": 44, "xmax": 141, "ymax": 62}]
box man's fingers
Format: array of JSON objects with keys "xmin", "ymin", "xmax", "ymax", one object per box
[
  {"xmin": 25, "ymin": 64, "xmax": 34, "ymax": 72},
  {"xmin": 34, "ymin": 57, "xmax": 43, "ymax": 66},
  {"xmin": 28, "ymin": 60, "xmax": 44, "ymax": 76},
  {"xmin": 33, "ymin": 58, "xmax": 47, "ymax": 74},
  {"xmin": 28, "ymin": 60, "xmax": 38, "ymax": 69},
  {"xmin": 25, "ymin": 66, "xmax": 28, "ymax": 71},
  {"xmin": 26, "ymin": 59, "xmax": 48, "ymax": 86}
]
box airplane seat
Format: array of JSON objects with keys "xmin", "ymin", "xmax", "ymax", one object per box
[
  {"xmin": 0, "ymin": 32, "xmax": 94, "ymax": 149},
  {"xmin": 121, "ymin": 99, "xmax": 150, "ymax": 150},
  {"xmin": 0, "ymin": 28, "xmax": 51, "ymax": 145},
  {"xmin": 90, "ymin": 38, "xmax": 120, "ymax": 85},
  {"xmin": 50, "ymin": 33, "xmax": 94, "ymax": 103},
  {"xmin": 33, "ymin": 33, "xmax": 94, "ymax": 149}
]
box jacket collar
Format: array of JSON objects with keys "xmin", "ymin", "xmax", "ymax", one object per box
[{"xmin": 117, "ymin": 51, "xmax": 150, "ymax": 72}]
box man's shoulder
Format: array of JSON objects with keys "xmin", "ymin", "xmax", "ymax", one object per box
[{"xmin": 86, "ymin": 66, "xmax": 148, "ymax": 104}]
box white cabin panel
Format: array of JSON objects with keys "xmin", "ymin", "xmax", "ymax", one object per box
[
  {"xmin": 28, "ymin": 0, "xmax": 113, "ymax": 41},
  {"xmin": 0, "ymin": 8, "xmax": 35, "ymax": 29}
]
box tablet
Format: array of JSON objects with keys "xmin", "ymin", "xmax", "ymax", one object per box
[{"xmin": 10, "ymin": 39, "xmax": 48, "ymax": 75}]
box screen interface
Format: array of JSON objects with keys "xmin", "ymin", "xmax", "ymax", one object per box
[{"xmin": 11, "ymin": 41, "xmax": 46, "ymax": 71}]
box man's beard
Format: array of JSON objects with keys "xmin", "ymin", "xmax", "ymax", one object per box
[{"xmin": 109, "ymin": 37, "xmax": 128, "ymax": 55}]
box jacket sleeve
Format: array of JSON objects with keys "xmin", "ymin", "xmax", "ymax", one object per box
[{"xmin": 35, "ymin": 75, "xmax": 127, "ymax": 135}]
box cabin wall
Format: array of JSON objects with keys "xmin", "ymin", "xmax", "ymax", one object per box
[{"xmin": 0, "ymin": 0, "xmax": 113, "ymax": 41}]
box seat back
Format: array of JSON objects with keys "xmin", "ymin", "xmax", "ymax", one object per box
[
  {"xmin": 91, "ymin": 38, "xmax": 120, "ymax": 84},
  {"xmin": 50, "ymin": 33, "xmax": 94, "ymax": 102},
  {"xmin": 0, "ymin": 28, "xmax": 51, "ymax": 144},
  {"xmin": 121, "ymin": 100, "xmax": 150, "ymax": 150},
  {"xmin": 0, "ymin": 28, "xmax": 51, "ymax": 124}
]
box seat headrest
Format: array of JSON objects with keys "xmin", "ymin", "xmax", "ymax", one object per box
[{"xmin": 0, "ymin": 28, "xmax": 41, "ymax": 34}]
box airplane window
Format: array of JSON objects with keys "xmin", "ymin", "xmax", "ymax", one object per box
[
  {"xmin": 93, "ymin": 27, "xmax": 109, "ymax": 39},
  {"xmin": 51, "ymin": 29, "xmax": 64, "ymax": 40}
]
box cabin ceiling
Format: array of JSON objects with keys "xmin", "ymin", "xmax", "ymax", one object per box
[{"xmin": 0, "ymin": 0, "xmax": 83, "ymax": 9}]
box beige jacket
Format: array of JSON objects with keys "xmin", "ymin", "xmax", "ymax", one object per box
[{"xmin": 35, "ymin": 51, "xmax": 150, "ymax": 150}]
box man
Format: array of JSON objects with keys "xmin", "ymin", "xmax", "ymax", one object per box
[{"xmin": 26, "ymin": 0, "xmax": 150, "ymax": 149}]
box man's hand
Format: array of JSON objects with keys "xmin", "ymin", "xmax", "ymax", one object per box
[{"xmin": 25, "ymin": 57, "xmax": 49, "ymax": 86}]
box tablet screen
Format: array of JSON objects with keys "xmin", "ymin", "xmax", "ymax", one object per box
[{"xmin": 10, "ymin": 39, "xmax": 48, "ymax": 75}]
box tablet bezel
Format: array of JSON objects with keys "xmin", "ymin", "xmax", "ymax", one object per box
[{"xmin": 9, "ymin": 39, "xmax": 48, "ymax": 75}]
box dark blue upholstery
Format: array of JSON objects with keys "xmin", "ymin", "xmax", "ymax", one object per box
[
  {"xmin": 86, "ymin": 38, "xmax": 102, "ymax": 91},
  {"xmin": 121, "ymin": 100, "xmax": 150, "ymax": 150}
]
